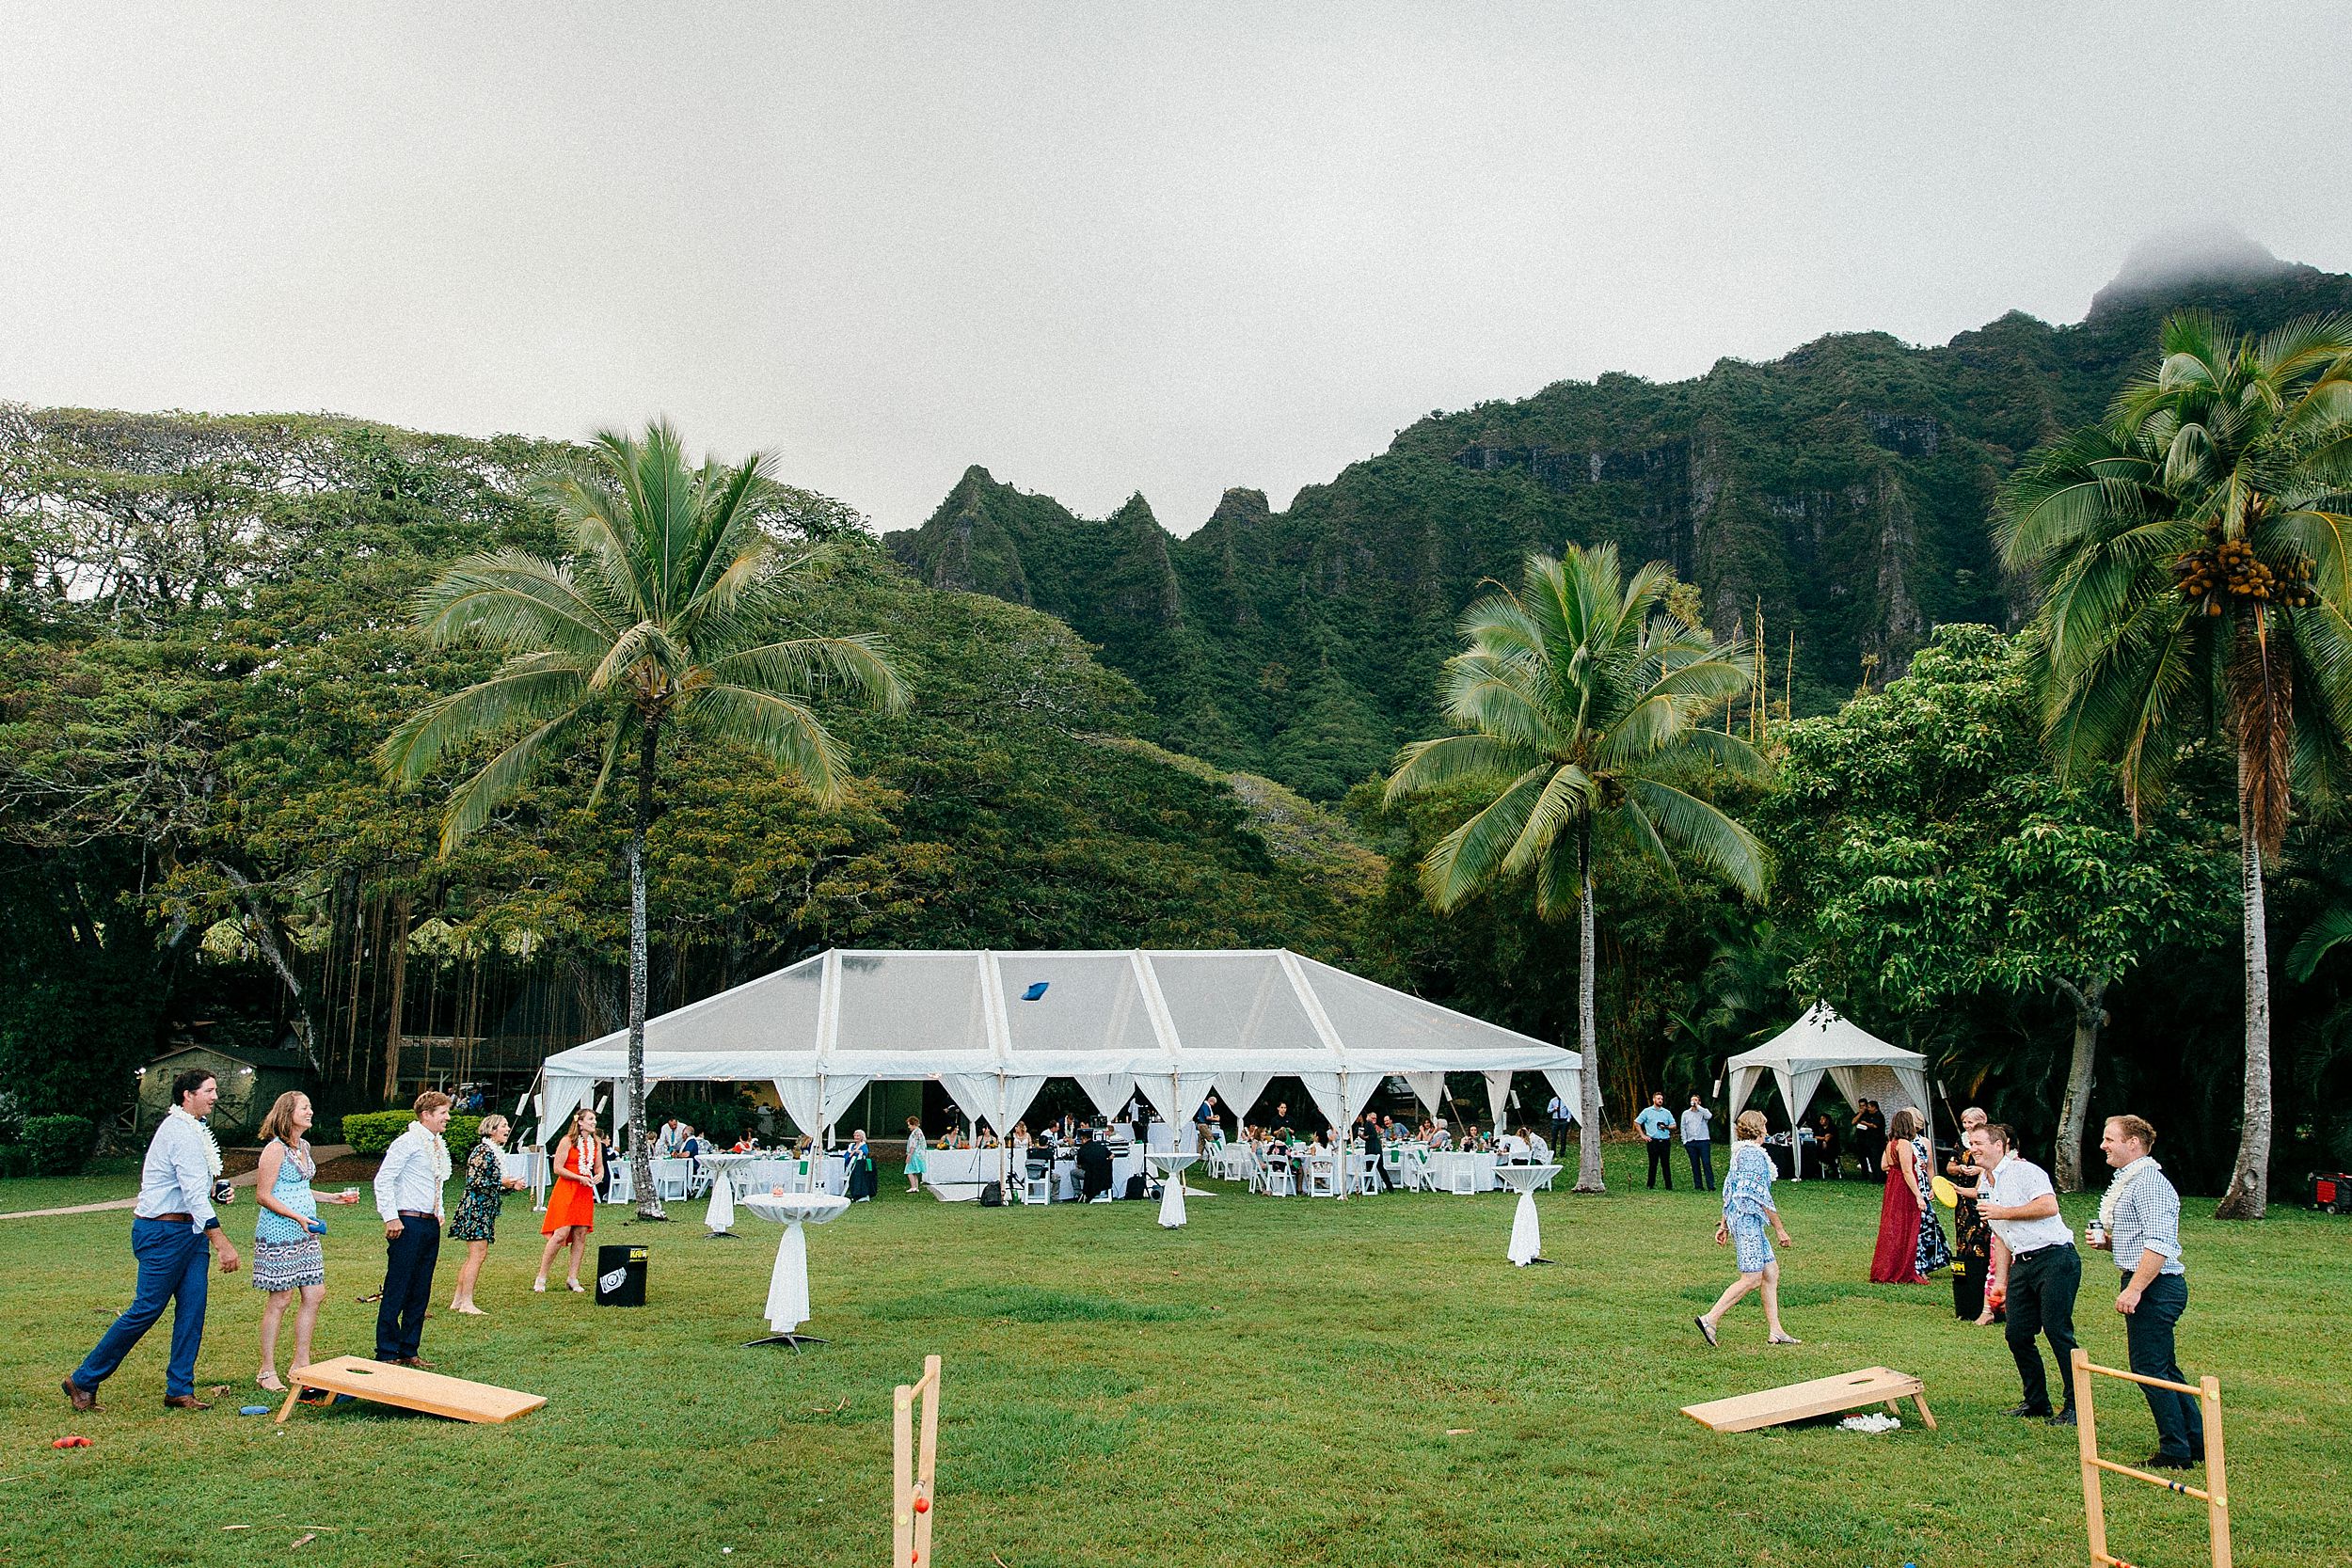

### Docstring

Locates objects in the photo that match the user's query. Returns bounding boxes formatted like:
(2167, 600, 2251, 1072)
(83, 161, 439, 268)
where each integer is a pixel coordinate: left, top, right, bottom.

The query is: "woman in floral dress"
(448, 1114, 524, 1315)
(1696, 1111, 1800, 1346)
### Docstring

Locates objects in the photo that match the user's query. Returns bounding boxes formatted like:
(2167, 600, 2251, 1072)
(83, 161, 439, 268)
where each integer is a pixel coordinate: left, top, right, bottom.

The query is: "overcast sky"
(7, 5, 2351, 536)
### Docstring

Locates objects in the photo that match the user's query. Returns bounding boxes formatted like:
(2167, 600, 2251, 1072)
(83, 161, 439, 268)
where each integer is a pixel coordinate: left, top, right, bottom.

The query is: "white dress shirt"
(1984, 1152, 2074, 1254)
(135, 1113, 221, 1234)
(373, 1125, 450, 1222)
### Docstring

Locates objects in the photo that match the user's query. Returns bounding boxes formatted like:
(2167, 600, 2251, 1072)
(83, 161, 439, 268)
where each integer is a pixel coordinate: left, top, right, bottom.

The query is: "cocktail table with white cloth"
(699, 1152, 760, 1236)
(738, 1191, 851, 1349)
(1145, 1151, 1198, 1228)
(1494, 1162, 1562, 1265)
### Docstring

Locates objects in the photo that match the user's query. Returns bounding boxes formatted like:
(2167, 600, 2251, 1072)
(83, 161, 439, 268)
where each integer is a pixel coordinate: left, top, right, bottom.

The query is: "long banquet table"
(919, 1145, 1146, 1201)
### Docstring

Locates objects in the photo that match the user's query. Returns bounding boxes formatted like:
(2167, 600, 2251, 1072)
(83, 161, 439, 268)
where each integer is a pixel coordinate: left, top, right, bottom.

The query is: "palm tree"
(1998, 311, 2352, 1218)
(378, 420, 908, 1218)
(1384, 546, 1770, 1190)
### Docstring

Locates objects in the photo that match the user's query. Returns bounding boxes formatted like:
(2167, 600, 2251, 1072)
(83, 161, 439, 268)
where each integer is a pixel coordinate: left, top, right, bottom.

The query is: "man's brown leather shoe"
(395, 1356, 435, 1370)
(61, 1378, 99, 1413)
(162, 1393, 212, 1411)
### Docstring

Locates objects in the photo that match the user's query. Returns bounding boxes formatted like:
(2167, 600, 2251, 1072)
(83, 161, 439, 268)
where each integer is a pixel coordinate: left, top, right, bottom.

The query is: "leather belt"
(397, 1210, 438, 1219)
(142, 1212, 193, 1224)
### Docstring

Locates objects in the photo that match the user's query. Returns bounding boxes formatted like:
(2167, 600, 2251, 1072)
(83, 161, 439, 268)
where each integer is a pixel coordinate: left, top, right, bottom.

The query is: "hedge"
(339, 1111, 485, 1157)
(8, 1115, 98, 1177)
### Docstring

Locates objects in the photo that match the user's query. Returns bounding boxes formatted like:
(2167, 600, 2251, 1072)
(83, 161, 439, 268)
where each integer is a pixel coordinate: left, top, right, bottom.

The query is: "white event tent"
(1724, 1002, 1930, 1180)
(535, 948, 1581, 1156)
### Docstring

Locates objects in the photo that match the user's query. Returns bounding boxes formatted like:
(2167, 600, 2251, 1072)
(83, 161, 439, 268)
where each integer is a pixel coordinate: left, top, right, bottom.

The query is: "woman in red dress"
(1868, 1107, 1930, 1283)
(534, 1106, 602, 1293)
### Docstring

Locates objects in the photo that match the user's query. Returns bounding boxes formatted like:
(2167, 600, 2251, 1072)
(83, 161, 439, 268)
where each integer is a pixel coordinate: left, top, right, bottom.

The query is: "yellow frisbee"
(1931, 1174, 1961, 1209)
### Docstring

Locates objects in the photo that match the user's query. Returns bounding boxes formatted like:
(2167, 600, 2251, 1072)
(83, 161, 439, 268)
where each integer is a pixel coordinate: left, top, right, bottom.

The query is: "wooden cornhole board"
(275, 1355, 547, 1425)
(1682, 1366, 1934, 1433)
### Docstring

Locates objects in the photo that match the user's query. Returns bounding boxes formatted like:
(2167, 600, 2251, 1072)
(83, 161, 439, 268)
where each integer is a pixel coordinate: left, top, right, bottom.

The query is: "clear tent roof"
(539, 948, 1579, 1103)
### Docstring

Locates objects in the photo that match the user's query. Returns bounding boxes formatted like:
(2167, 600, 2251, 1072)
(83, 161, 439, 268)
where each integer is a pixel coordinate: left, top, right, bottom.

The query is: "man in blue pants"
(63, 1069, 242, 1412)
(2091, 1113, 2204, 1470)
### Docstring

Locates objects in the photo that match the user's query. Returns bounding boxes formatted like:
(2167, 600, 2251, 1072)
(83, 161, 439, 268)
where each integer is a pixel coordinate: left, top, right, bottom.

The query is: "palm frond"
(1623, 778, 1769, 899)
(683, 682, 851, 806)
(434, 710, 587, 856)
(709, 633, 910, 712)
(376, 660, 592, 784)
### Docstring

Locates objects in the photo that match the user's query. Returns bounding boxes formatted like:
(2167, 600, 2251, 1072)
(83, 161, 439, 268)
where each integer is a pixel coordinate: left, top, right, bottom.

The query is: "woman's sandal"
(532, 1277, 548, 1293)
(1694, 1316, 1718, 1348)
(256, 1374, 288, 1393)
(566, 1278, 586, 1293)
(1770, 1333, 1804, 1345)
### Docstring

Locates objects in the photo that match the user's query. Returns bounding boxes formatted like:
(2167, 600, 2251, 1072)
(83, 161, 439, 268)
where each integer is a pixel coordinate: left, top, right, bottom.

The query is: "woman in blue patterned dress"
(1695, 1111, 1800, 1347)
(251, 1091, 361, 1391)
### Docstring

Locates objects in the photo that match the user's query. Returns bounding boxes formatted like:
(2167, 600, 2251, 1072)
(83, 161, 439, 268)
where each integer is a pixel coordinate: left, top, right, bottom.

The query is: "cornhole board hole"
(1682, 1366, 1934, 1433)
(275, 1355, 547, 1425)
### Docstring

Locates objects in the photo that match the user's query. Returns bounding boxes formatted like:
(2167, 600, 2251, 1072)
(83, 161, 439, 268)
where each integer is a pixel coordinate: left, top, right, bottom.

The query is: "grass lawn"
(2, 1142, 2344, 1568)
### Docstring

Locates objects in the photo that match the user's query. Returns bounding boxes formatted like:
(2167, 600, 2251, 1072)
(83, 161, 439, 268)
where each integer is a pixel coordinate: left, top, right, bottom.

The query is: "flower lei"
(168, 1103, 225, 1178)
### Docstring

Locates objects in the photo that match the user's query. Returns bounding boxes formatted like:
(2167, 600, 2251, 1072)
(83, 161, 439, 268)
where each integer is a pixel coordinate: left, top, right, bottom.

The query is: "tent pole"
(1335, 1069, 1347, 1201)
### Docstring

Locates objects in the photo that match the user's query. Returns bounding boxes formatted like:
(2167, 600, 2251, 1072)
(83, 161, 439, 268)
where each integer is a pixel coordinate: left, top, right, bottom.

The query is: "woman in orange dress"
(534, 1107, 602, 1293)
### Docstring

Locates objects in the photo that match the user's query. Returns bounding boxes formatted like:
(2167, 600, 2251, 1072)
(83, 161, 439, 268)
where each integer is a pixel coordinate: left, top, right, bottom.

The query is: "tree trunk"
(1574, 827, 1606, 1193)
(218, 863, 324, 1073)
(379, 894, 411, 1105)
(2051, 975, 2106, 1193)
(2217, 792, 2273, 1220)
(629, 718, 667, 1221)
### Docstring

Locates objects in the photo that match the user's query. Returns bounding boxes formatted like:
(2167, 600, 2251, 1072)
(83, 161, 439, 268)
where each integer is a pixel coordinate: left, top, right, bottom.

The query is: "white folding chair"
(1448, 1158, 1478, 1196)
(1306, 1155, 1338, 1197)
(1261, 1151, 1295, 1197)
(651, 1157, 691, 1201)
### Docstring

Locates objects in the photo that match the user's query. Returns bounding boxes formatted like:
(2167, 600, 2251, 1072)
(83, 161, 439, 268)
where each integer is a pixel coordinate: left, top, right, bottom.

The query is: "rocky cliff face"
(887, 261, 2352, 799)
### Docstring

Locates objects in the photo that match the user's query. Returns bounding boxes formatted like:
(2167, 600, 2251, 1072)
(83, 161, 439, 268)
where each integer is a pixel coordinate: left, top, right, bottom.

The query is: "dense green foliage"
(339, 1109, 485, 1156)
(888, 263, 2352, 800)
(0, 409, 1380, 1133)
(1998, 309, 2352, 1214)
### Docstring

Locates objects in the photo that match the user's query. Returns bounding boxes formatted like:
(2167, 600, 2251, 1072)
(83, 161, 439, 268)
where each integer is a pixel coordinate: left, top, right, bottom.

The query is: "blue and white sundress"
(1721, 1141, 1777, 1274)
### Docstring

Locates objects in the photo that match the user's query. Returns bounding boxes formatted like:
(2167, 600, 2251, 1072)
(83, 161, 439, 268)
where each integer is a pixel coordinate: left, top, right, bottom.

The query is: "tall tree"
(1998, 311, 2352, 1217)
(1384, 546, 1768, 1190)
(1768, 625, 2225, 1188)
(379, 420, 907, 1218)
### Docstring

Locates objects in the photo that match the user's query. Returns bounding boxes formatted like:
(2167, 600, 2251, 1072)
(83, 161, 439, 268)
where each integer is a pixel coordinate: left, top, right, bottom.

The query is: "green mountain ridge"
(888, 255, 2352, 798)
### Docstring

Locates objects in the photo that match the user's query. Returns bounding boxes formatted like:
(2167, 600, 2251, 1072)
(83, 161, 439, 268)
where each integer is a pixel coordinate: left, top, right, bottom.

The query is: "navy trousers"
(2123, 1272, 2204, 1460)
(1645, 1138, 1675, 1188)
(75, 1217, 211, 1399)
(375, 1215, 440, 1360)
(1685, 1139, 1716, 1191)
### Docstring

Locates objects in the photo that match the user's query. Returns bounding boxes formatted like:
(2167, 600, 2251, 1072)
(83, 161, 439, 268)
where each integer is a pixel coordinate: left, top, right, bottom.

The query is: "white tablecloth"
(1146, 1152, 1198, 1228)
(1494, 1163, 1561, 1265)
(739, 1192, 851, 1333)
(1426, 1151, 1500, 1194)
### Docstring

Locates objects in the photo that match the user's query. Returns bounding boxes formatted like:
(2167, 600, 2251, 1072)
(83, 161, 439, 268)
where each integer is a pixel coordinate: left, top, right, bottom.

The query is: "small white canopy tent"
(535, 949, 1581, 1193)
(1724, 1003, 1930, 1180)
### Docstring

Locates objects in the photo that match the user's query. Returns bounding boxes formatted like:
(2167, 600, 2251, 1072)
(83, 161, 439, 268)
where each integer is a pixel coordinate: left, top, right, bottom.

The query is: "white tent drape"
(1072, 1073, 1135, 1120)
(1402, 1072, 1447, 1117)
(1482, 1069, 1514, 1132)
(771, 1074, 873, 1141)
(941, 1072, 1048, 1135)
(1216, 1070, 1275, 1128)
(1136, 1072, 1216, 1132)
(1542, 1067, 1581, 1122)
